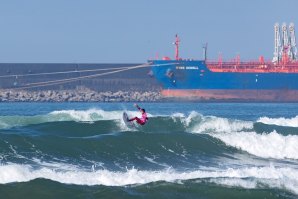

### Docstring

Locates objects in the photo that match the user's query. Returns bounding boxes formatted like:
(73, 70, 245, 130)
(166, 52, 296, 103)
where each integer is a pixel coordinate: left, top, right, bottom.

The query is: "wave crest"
(1, 164, 297, 194)
(258, 116, 298, 127)
(211, 131, 298, 159)
(0, 109, 142, 129)
(191, 116, 253, 133)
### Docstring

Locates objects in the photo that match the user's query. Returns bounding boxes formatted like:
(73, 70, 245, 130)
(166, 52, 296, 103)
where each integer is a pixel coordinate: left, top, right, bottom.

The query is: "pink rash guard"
(140, 112, 148, 123)
(129, 112, 148, 125)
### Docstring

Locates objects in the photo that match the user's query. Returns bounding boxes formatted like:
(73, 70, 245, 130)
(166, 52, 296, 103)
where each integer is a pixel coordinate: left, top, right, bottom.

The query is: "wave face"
(0, 103, 297, 198)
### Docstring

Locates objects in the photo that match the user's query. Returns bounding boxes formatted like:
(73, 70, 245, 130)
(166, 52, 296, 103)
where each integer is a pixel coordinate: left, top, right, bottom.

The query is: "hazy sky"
(0, 0, 297, 63)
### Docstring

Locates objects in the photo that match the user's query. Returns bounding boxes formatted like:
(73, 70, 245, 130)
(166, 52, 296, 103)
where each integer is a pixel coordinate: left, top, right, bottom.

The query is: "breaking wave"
(209, 131, 298, 159)
(257, 116, 298, 127)
(0, 109, 142, 130)
(0, 106, 298, 197)
(0, 163, 297, 194)
(1, 109, 298, 161)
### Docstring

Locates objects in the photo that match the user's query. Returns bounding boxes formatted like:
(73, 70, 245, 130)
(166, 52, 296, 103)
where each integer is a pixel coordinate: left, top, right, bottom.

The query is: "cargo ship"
(149, 23, 298, 101)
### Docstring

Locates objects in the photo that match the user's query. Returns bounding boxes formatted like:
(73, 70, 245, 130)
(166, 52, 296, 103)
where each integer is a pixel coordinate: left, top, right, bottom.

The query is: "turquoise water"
(0, 102, 297, 199)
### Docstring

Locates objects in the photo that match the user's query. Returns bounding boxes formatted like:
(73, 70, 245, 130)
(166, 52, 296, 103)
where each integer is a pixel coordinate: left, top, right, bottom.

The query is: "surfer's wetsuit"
(129, 105, 148, 125)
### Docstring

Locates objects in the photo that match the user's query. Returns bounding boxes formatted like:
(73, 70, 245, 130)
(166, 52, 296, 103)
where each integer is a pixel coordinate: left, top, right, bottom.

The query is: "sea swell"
(0, 108, 298, 197)
(0, 129, 233, 171)
(1, 178, 295, 199)
(0, 109, 127, 129)
(0, 109, 297, 161)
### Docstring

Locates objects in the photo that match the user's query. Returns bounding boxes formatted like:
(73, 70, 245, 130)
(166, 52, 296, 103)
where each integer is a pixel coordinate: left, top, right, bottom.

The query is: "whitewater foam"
(258, 116, 298, 127)
(180, 111, 202, 127)
(191, 116, 253, 133)
(0, 164, 297, 194)
(49, 109, 122, 121)
(210, 131, 298, 160)
(187, 114, 298, 160)
(208, 178, 257, 189)
(48, 109, 151, 125)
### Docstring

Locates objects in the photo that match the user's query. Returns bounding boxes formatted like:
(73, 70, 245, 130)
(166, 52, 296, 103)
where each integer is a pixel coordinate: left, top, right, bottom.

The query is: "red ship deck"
(206, 61, 298, 73)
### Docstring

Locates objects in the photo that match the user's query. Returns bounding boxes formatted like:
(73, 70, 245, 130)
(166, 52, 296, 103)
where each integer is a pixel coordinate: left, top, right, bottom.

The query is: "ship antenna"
(174, 34, 180, 60)
(202, 43, 208, 61)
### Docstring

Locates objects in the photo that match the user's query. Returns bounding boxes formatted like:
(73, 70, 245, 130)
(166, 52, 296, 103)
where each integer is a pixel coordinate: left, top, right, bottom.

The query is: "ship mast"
(273, 23, 280, 63)
(174, 34, 180, 60)
(203, 43, 208, 61)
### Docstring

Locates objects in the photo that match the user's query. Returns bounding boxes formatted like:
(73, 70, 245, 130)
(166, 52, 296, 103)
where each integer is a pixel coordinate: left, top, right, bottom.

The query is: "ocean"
(0, 102, 297, 199)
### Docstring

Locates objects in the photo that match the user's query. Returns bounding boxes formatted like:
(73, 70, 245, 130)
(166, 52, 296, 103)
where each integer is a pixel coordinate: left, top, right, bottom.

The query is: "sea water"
(0, 102, 297, 199)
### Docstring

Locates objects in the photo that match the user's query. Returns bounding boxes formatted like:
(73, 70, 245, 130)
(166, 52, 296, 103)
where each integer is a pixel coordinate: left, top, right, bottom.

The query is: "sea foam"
(210, 131, 298, 159)
(191, 115, 253, 133)
(189, 114, 298, 160)
(0, 164, 297, 194)
(258, 116, 298, 127)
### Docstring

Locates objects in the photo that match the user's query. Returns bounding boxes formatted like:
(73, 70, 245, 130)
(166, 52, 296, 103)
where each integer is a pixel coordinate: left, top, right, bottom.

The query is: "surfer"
(128, 104, 148, 125)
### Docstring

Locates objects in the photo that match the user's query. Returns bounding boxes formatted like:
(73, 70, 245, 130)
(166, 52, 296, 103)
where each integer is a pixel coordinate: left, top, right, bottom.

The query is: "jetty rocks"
(0, 63, 165, 102)
(0, 89, 162, 102)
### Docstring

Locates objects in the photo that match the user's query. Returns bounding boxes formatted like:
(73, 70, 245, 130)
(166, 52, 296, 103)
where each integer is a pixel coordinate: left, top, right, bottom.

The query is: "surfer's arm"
(134, 103, 141, 111)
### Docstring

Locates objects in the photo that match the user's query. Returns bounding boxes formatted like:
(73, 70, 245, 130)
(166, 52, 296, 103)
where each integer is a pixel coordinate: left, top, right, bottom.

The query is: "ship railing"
(206, 61, 298, 73)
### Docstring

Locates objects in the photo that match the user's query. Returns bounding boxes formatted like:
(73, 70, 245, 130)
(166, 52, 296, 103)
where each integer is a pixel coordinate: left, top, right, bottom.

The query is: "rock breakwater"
(0, 89, 162, 102)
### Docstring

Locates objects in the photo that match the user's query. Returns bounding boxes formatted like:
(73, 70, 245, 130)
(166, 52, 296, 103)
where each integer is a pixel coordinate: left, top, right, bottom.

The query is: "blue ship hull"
(150, 60, 298, 101)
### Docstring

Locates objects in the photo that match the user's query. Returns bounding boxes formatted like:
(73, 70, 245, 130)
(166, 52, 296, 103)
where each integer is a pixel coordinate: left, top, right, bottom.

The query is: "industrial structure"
(149, 23, 298, 101)
(273, 23, 297, 63)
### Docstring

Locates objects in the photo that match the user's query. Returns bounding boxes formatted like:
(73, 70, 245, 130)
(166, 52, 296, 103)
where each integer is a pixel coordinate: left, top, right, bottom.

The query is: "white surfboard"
(122, 112, 135, 128)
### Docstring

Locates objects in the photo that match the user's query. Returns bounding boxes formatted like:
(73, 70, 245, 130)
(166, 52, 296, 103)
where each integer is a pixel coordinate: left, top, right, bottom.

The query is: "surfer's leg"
(135, 117, 144, 125)
(129, 117, 137, 122)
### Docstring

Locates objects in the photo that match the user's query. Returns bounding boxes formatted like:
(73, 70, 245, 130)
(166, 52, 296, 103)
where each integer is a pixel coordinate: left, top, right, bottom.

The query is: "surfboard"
(123, 112, 135, 128)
